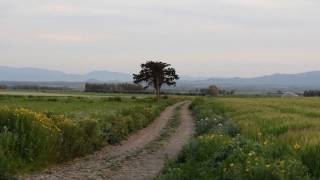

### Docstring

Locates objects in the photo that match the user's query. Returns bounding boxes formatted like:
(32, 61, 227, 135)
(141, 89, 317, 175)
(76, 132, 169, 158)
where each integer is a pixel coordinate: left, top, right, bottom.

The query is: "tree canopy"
(133, 61, 179, 99)
(208, 85, 219, 97)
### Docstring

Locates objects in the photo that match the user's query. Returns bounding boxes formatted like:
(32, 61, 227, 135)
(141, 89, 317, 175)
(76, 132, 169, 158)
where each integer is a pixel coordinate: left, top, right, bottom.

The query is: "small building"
(281, 91, 299, 97)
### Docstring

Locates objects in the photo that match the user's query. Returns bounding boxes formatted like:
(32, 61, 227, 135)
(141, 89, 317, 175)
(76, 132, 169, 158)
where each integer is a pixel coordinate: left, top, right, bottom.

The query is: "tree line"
(84, 83, 144, 93)
(304, 90, 320, 97)
(0, 84, 7, 89)
(0, 84, 70, 91)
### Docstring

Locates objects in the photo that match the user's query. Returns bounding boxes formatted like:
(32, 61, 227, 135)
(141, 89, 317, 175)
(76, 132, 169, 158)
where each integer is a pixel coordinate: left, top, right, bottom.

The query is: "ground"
(21, 101, 194, 180)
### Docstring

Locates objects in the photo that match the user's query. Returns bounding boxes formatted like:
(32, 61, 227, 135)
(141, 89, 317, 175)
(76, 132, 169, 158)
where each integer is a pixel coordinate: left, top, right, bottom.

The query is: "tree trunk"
(155, 77, 160, 102)
(157, 86, 160, 101)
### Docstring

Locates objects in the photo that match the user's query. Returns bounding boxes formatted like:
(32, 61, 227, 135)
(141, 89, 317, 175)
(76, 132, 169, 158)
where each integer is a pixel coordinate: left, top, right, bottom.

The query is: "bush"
(162, 95, 169, 99)
(102, 114, 130, 144)
(52, 116, 104, 159)
(79, 119, 101, 148)
(100, 105, 164, 144)
(54, 118, 85, 160)
(0, 107, 61, 176)
(47, 98, 58, 102)
(0, 109, 103, 176)
(106, 97, 122, 102)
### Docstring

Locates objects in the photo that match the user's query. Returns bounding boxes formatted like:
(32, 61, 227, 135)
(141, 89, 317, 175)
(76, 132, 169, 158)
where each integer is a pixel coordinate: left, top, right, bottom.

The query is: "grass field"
(0, 95, 154, 122)
(0, 90, 152, 98)
(160, 97, 320, 179)
(4, 93, 320, 179)
(218, 97, 320, 146)
(0, 93, 175, 178)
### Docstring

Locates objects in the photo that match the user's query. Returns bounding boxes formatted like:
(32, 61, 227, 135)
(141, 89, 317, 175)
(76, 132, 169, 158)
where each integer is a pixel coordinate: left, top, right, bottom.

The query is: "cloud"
(35, 33, 101, 43)
(1, 0, 320, 76)
(43, 4, 83, 15)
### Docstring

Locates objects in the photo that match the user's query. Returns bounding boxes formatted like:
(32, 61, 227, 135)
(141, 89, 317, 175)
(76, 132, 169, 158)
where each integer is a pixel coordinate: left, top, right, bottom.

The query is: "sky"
(1, 0, 320, 77)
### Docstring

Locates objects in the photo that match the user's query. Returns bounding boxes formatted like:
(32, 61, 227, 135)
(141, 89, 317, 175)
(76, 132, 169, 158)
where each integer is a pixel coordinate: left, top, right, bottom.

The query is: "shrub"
(106, 97, 122, 102)
(0, 107, 60, 158)
(54, 118, 85, 160)
(0, 107, 61, 175)
(162, 95, 169, 99)
(79, 119, 102, 149)
(47, 98, 58, 102)
(0, 109, 103, 175)
(106, 114, 130, 144)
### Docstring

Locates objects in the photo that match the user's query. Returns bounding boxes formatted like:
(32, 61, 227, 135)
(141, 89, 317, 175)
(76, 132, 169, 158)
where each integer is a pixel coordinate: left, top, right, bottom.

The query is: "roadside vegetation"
(0, 95, 176, 178)
(160, 97, 320, 179)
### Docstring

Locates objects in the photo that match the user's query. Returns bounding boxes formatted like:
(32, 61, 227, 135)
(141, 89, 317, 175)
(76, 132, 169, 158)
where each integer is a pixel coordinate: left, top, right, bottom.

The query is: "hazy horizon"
(1, 0, 320, 77)
(2, 65, 320, 79)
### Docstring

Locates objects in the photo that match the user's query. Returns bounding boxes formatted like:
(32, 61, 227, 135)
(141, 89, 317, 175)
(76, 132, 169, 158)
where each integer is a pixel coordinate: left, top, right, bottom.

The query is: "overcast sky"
(1, 0, 320, 77)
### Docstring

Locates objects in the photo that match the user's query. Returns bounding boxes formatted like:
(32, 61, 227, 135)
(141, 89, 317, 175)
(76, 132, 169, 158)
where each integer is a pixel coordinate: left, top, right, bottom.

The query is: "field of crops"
(0, 90, 152, 98)
(4, 93, 320, 179)
(0, 94, 175, 178)
(219, 97, 320, 146)
(161, 97, 320, 179)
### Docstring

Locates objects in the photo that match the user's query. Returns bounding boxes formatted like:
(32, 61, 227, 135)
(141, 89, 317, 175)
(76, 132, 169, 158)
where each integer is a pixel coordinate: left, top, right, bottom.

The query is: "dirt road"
(22, 101, 194, 180)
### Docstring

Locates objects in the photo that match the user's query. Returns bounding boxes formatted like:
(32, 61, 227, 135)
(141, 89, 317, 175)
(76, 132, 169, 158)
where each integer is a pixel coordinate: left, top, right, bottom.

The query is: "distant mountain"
(177, 71, 320, 91)
(1, 66, 320, 91)
(0, 66, 131, 82)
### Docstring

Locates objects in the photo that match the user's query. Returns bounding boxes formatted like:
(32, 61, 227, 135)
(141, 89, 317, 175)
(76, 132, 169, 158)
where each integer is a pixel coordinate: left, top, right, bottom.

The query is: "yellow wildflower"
(279, 160, 285, 167)
(208, 134, 215, 139)
(294, 143, 301, 150)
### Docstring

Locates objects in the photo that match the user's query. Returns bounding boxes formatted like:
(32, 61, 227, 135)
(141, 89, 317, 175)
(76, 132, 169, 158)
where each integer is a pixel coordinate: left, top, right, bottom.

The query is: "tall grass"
(0, 107, 61, 178)
(159, 97, 320, 179)
(0, 96, 175, 178)
(219, 97, 320, 177)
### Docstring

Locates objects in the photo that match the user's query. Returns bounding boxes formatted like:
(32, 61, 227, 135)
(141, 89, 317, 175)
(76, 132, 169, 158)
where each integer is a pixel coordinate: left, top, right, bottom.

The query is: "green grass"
(218, 97, 320, 146)
(0, 89, 153, 98)
(0, 95, 154, 122)
(160, 97, 320, 179)
(0, 94, 176, 178)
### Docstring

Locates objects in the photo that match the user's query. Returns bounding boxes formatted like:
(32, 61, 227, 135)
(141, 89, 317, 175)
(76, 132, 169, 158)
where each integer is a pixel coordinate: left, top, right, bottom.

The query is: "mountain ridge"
(0, 66, 320, 89)
(0, 66, 131, 82)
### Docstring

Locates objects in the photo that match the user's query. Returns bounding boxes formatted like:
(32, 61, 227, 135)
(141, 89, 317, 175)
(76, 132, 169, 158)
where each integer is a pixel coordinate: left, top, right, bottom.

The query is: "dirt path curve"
(22, 101, 194, 180)
(111, 101, 194, 180)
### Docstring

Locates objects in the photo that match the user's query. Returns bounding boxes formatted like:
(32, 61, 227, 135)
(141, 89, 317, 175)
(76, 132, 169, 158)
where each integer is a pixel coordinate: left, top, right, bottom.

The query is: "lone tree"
(133, 61, 179, 100)
(208, 85, 219, 97)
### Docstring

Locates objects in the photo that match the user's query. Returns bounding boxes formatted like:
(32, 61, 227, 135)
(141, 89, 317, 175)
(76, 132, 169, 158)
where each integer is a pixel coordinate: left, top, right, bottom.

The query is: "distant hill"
(179, 71, 320, 88)
(1, 66, 320, 92)
(0, 66, 131, 82)
(177, 71, 320, 93)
